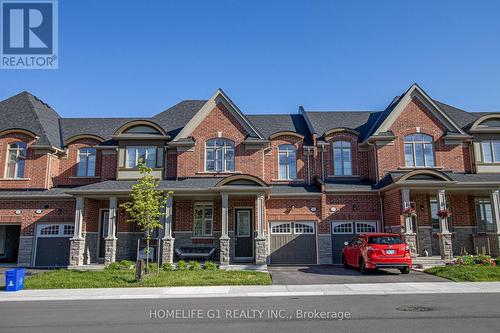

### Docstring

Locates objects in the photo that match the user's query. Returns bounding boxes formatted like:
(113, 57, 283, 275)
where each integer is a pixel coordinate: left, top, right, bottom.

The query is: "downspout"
(307, 150, 311, 185)
(320, 145, 325, 181)
(379, 192, 385, 232)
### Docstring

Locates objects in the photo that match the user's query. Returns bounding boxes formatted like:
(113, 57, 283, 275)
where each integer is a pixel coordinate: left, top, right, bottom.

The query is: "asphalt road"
(1, 293, 499, 333)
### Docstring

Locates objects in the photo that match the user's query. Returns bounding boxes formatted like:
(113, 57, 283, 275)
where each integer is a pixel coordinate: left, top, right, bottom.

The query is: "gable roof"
(153, 100, 207, 137)
(246, 114, 312, 145)
(0, 91, 63, 147)
(173, 89, 264, 141)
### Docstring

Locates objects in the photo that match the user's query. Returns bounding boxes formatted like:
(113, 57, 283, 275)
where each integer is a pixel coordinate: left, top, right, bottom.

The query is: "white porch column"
(490, 190, 500, 232)
(104, 197, 117, 265)
(161, 195, 175, 264)
(220, 192, 230, 265)
(437, 189, 453, 260)
(69, 197, 85, 266)
(437, 189, 450, 233)
(401, 188, 413, 233)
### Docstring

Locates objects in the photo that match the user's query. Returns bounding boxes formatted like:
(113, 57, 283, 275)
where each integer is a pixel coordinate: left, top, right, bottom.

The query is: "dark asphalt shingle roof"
(323, 180, 375, 192)
(153, 100, 208, 137)
(377, 171, 500, 189)
(270, 184, 321, 194)
(0, 187, 71, 198)
(0, 91, 62, 147)
(60, 118, 142, 144)
(246, 114, 312, 145)
(68, 178, 225, 192)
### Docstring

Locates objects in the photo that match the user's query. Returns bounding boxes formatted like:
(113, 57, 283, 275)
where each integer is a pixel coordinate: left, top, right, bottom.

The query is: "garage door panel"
(270, 222, 316, 265)
(332, 234, 355, 264)
(331, 221, 378, 264)
(35, 237, 70, 267)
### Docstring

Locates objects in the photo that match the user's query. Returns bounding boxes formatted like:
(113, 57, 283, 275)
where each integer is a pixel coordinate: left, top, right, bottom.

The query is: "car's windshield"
(368, 236, 403, 245)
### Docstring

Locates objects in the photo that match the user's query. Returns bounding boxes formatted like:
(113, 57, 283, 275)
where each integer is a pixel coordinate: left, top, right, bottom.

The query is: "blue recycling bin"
(5, 268, 26, 292)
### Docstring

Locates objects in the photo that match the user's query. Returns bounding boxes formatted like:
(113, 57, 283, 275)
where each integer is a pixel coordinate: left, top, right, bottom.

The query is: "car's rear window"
(368, 236, 404, 245)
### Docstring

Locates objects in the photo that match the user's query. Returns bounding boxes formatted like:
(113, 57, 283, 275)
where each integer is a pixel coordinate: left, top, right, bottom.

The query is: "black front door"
(235, 209, 253, 259)
(99, 210, 110, 258)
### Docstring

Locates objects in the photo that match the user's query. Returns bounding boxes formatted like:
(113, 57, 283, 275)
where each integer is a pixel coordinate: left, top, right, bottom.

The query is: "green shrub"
(177, 260, 188, 270)
(162, 262, 174, 271)
(455, 254, 495, 266)
(204, 261, 217, 271)
(147, 262, 158, 273)
(496, 257, 500, 266)
(188, 260, 201, 270)
(106, 260, 134, 271)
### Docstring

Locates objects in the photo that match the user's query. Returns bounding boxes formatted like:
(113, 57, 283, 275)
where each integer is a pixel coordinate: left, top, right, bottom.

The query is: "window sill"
(0, 178, 30, 181)
(397, 167, 442, 170)
(69, 176, 100, 179)
(326, 175, 359, 178)
(271, 179, 305, 182)
(196, 171, 242, 175)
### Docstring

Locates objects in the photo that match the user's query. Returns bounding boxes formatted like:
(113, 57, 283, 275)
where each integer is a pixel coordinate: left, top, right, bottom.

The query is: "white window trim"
(480, 141, 500, 163)
(77, 147, 96, 177)
(204, 139, 235, 173)
(193, 202, 214, 237)
(331, 222, 354, 234)
(4, 142, 26, 179)
(355, 221, 378, 234)
(270, 222, 292, 234)
(36, 223, 74, 237)
(278, 145, 297, 180)
(404, 134, 435, 167)
(293, 221, 315, 234)
(125, 146, 157, 169)
(332, 141, 352, 176)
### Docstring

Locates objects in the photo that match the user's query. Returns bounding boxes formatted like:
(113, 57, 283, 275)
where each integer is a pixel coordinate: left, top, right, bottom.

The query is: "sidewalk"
(1, 282, 500, 302)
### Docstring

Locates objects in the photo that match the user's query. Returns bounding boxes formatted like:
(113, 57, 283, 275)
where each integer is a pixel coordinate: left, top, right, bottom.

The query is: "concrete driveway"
(269, 265, 448, 285)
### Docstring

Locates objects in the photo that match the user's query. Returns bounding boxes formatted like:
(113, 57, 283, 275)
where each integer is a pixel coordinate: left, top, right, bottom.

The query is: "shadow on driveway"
(269, 265, 448, 285)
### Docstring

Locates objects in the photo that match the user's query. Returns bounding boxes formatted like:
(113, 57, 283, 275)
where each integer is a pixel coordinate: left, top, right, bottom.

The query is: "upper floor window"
(404, 134, 435, 167)
(480, 141, 500, 163)
(5, 142, 26, 179)
(278, 145, 297, 179)
(77, 148, 96, 177)
(126, 146, 156, 168)
(333, 141, 352, 176)
(205, 139, 234, 172)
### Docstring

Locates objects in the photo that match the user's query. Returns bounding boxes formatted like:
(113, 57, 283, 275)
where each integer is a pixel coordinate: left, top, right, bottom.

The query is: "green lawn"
(21, 269, 272, 289)
(425, 265, 500, 282)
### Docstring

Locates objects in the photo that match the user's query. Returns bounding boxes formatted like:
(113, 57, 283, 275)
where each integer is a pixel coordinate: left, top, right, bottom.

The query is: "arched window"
(6, 142, 26, 179)
(205, 139, 234, 172)
(404, 134, 435, 167)
(77, 148, 96, 177)
(333, 141, 352, 176)
(278, 144, 297, 179)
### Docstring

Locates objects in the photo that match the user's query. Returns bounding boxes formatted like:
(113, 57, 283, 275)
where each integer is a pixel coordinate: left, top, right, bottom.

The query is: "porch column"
(219, 192, 230, 266)
(161, 195, 175, 264)
(401, 188, 417, 256)
(104, 197, 117, 265)
(69, 197, 85, 266)
(437, 189, 453, 260)
(255, 192, 267, 265)
(490, 190, 500, 256)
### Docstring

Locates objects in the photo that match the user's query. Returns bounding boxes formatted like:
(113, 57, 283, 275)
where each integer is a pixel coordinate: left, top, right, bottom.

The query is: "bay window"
(278, 144, 297, 179)
(404, 134, 435, 167)
(205, 139, 234, 172)
(333, 141, 352, 176)
(126, 147, 156, 168)
(5, 142, 26, 179)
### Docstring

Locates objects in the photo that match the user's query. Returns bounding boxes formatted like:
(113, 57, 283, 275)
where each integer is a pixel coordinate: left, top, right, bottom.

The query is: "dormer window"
(333, 141, 352, 176)
(404, 134, 435, 167)
(479, 141, 500, 163)
(126, 147, 156, 168)
(205, 139, 234, 172)
(6, 142, 26, 179)
(278, 144, 297, 179)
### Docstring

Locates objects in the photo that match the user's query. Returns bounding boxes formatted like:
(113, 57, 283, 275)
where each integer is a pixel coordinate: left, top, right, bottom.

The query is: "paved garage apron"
(270, 222, 316, 265)
(35, 224, 74, 267)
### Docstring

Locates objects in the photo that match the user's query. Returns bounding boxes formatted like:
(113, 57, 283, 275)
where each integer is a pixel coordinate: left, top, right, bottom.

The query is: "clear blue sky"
(1, 0, 499, 117)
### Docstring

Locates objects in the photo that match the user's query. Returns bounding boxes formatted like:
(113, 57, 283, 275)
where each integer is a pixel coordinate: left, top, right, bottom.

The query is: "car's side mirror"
(344, 241, 349, 246)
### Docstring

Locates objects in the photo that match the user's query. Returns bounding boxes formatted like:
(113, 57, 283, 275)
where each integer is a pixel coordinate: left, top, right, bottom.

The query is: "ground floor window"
(476, 199, 496, 232)
(193, 203, 213, 236)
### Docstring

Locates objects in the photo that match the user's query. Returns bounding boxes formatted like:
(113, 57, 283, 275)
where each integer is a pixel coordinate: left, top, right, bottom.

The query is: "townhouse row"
(0, 84, 499, 267)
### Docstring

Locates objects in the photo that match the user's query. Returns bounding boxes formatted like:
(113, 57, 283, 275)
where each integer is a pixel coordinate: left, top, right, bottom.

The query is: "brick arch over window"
(266, 134, 305, 183)
(323, 131, 363, 178)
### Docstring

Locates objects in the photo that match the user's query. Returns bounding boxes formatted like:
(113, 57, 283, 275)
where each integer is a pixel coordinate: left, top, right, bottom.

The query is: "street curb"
(1, 282, 500, 302)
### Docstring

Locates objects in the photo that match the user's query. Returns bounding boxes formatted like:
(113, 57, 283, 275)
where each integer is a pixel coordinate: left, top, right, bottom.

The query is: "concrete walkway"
(1, 281, 500, 302)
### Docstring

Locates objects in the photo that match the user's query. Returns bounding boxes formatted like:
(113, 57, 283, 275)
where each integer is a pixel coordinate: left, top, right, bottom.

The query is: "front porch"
(68, 177, 270, 267)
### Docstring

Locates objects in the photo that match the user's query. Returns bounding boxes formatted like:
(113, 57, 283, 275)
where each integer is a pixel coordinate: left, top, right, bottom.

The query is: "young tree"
(120, 163, 172, 274)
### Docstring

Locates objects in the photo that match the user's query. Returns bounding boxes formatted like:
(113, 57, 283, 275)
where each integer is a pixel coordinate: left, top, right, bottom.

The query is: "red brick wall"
(55, 138, 103, 186)
(0, 200, 75, 236)
(382, 189, 403, 227)
(377, 98, 471, 180)
(0, 133, 51, 189)
(101, 152, 117, 180)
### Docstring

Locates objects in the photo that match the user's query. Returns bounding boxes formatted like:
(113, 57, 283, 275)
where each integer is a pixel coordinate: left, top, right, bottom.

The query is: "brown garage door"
(270, 222, 316, 265)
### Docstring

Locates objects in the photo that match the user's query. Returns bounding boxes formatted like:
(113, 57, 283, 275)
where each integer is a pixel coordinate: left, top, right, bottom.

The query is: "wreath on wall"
(437, 209, 452, 219)
(401, 207, 417, 218)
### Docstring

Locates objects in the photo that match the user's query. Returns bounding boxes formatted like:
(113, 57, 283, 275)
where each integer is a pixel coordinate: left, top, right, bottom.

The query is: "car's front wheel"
(400, 267, 410, 274)
(359, 258, 368, 274)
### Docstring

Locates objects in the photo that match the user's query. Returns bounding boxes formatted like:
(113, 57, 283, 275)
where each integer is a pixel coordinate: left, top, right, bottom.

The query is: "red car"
(341, 233, 412, 274)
